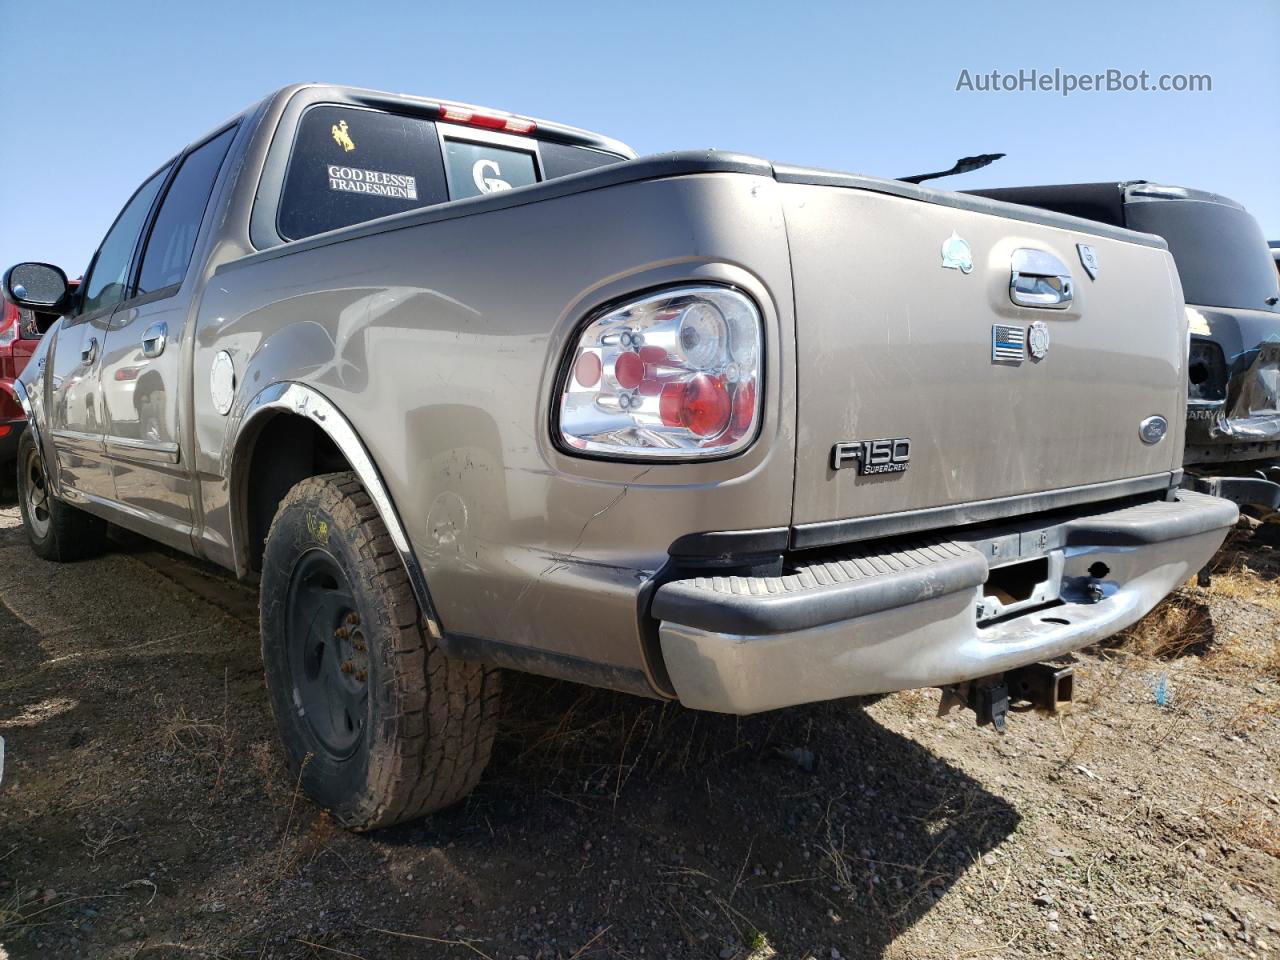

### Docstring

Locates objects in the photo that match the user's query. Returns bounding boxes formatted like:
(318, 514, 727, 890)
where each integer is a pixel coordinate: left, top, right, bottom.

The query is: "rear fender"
(228, 381, 441, 634)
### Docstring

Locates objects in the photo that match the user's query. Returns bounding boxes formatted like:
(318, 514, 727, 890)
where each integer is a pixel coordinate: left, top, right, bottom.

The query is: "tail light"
(0, 302, 18, 350)
(437, 104, 536, 136)
(557, 286, 762, 459)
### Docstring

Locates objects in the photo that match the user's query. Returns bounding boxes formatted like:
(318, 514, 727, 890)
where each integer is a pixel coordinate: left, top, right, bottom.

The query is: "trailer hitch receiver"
(1007, 661, 1075, 713)
(939, 661, 1075, 733)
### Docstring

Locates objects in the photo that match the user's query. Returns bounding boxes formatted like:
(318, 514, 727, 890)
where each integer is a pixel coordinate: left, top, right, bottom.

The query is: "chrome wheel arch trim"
(12, 378, 60, 497)
(229, 381, 441, 634)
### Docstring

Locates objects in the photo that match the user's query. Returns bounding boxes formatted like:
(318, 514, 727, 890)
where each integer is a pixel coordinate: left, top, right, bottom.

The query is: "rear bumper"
(654, 491, 1238, 714)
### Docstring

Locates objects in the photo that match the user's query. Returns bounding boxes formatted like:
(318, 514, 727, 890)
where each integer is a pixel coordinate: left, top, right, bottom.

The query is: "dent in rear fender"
(191, 172, 797, 687)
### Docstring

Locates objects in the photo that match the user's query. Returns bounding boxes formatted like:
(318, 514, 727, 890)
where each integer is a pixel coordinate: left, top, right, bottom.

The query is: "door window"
(137, 126, 237, 295)
(80, 167, 170, 316)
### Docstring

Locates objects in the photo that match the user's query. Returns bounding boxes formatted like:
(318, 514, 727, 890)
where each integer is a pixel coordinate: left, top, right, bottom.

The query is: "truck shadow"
(1, 522, 1017, 959)
(381, 674, 1021, 958)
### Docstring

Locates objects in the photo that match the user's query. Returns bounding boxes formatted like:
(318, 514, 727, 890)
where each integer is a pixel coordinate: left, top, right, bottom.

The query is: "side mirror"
(3, 262, 70, 312)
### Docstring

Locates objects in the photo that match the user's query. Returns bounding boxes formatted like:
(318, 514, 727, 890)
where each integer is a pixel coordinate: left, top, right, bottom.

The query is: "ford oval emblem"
(1139, 415, 1168, 445)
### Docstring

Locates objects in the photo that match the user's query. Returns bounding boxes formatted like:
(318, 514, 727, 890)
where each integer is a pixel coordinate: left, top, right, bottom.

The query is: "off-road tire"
(16, 428, 108, 562)
(260, 471, 500, 830)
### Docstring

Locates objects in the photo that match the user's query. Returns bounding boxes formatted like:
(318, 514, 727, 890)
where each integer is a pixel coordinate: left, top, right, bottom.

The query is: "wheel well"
(242, 413, 351, 571)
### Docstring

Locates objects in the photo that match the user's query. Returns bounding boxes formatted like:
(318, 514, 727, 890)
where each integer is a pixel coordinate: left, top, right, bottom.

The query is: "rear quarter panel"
(194, 172, 796, 683)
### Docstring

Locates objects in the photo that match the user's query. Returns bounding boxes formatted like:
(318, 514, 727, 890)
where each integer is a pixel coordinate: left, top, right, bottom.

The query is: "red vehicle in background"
(1, 281, 76, 476)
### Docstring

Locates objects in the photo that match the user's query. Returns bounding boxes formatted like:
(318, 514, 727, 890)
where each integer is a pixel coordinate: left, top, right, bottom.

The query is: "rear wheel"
(260, 471, 500, 830)
(16, 428, 107, 562)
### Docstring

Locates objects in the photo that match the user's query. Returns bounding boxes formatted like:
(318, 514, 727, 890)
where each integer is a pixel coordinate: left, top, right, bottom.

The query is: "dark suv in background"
(970, 182, 1280, 517)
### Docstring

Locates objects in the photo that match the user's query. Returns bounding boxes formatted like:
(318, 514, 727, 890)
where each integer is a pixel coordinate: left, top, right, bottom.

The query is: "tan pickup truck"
(4, 83, 1236, 829)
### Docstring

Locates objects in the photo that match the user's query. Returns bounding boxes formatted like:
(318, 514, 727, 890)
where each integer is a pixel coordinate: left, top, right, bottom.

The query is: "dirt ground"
(1, 501, 1277, 960)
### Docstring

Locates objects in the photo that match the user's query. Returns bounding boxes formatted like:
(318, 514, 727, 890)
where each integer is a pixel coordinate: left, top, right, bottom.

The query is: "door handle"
(1010, 248, 1073, 309)
(81, 337, 99, 365)
(141, 322, 167, 359)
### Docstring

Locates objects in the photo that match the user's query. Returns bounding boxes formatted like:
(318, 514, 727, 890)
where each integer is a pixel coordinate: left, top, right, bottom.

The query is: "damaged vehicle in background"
(3, 84, 1239, 830)
(1, 283, 76, 491)
(970, 182, 1280, 519)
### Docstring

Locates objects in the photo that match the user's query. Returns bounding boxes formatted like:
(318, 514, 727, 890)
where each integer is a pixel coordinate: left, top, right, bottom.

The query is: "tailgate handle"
(1010, 248, 1073, 309)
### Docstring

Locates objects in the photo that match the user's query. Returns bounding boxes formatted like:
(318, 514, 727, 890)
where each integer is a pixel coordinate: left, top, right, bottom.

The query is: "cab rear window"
(277, 104, 627, 242)
(278, 106, 450, 241)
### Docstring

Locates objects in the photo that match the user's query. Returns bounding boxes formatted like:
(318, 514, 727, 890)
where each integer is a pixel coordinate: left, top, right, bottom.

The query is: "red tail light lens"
(558, 287, 762, 459)
(659, 375, 732, 437)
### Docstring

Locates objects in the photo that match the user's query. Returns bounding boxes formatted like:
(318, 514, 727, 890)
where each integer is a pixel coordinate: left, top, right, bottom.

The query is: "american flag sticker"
(992, 324, 1026, 363)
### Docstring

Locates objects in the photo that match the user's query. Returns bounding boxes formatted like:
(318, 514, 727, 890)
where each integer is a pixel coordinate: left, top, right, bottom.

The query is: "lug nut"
(355, 670, 367, 682)
(346, 612, 360, 625)
(340, 660, 355, 674)
(335, 626, 348, 640)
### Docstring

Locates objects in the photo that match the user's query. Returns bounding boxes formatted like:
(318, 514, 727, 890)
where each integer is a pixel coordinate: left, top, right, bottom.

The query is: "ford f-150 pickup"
(4, 84, 1238, 829)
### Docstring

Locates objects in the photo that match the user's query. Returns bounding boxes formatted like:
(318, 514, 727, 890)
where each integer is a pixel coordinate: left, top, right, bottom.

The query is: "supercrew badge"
(327, 165, 418, 200)
(832, 438, 911, 474)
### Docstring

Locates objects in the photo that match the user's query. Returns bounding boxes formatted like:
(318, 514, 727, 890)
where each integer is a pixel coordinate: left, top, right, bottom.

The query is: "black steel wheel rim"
(285, 549, 369, 759)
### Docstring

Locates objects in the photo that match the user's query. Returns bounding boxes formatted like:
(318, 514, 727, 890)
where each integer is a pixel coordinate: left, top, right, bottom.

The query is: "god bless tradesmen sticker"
(327, 164, 418, 200)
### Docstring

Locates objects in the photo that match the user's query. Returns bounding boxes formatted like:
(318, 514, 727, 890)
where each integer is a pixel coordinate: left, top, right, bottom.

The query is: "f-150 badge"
(331, 119, 356, 152)
(832, 438, 911, 474)
(940, 231, 973, 274)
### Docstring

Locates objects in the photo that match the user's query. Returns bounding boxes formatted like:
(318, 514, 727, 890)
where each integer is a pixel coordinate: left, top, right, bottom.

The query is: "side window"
(538, 141, 624, 179)
(440, 137, 538, 201)
(137, 126, 237, 295)
(278, 106, 449, 241)
(80, 168, 170, 316)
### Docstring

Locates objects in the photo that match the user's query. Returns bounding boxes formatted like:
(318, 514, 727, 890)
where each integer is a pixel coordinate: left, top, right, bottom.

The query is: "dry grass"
(1208, 557, 1280, 611)
(1227, 696, 1280, 733)
(0, 887, 23, 939)
(1200, 789, 1280, 859)
(156, 672, 234, 792)
(1118, 592, 1215, 661)
(1109, 530, 1279, 680)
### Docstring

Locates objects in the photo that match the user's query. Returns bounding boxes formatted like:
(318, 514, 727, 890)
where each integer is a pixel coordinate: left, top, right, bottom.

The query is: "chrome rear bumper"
(654, 491, 1237, 714)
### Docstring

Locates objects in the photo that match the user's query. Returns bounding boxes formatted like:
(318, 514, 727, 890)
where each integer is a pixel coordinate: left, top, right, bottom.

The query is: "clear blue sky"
(3, 0, 1277, 274)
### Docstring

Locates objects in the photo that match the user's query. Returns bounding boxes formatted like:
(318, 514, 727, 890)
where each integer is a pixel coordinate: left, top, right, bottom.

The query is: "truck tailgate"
(778, 173, 1185, 540)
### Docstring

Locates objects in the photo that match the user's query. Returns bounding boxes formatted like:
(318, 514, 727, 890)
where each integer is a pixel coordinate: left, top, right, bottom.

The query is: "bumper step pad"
(653, 539, 987, 635)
